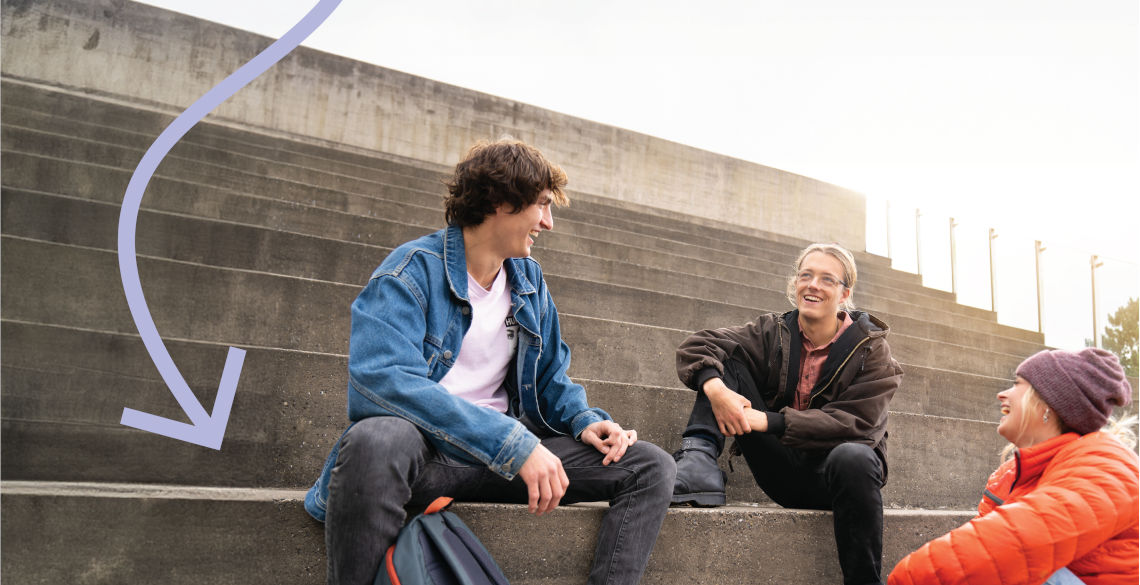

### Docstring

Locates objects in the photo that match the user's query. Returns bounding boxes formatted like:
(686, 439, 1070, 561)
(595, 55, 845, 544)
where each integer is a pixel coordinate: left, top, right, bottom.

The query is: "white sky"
(136, 0, 1138, 350)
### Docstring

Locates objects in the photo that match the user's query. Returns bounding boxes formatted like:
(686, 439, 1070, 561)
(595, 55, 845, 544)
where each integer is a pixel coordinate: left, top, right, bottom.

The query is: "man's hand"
(704, 377, 752, 435)
(517, 444, 569, 516)
(580, 420, 637, 465)
(743, 407, 768, 433)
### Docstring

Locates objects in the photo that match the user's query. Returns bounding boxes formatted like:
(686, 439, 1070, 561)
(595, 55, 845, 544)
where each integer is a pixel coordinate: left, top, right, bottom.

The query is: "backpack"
(376, 497, 511, 585)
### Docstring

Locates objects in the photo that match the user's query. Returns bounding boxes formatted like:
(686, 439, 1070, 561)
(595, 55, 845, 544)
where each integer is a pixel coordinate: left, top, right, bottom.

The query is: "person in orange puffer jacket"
(889, 347, 1137, 585)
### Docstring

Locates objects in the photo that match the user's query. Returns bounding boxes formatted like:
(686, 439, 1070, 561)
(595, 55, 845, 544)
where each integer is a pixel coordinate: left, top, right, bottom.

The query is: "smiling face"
(486, 189, 555, 259)
(997, 376, 1058, 448)
(794, 251, 852, 323)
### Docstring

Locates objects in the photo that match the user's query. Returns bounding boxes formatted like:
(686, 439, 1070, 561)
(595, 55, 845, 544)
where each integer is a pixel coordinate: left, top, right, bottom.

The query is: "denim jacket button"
(461, 306, 471, 315)
(442, 350, 453, 360)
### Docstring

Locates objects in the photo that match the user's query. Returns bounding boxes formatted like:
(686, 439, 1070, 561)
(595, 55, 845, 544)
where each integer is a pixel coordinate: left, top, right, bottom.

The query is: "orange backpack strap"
(424, 496, 453, 515)
(384, 544, 400, 585)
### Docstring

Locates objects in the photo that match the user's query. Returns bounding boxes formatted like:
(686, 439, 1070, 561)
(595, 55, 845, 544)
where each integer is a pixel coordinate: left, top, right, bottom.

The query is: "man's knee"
(721, 358, 760, 397)
(824, 443, 882, 488)
(636, 442, 677, 477)
(339, 416, 427, 466)
(627, 442, 677, 495)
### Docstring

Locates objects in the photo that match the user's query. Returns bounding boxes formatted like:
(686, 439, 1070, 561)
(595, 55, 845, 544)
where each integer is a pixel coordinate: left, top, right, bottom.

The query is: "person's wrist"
(702, 378, 724, 395)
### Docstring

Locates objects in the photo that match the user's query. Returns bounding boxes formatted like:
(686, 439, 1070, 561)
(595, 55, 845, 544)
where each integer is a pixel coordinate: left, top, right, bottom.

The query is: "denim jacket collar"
(443, 224, 470, 303)
(444, 223, 537, 302)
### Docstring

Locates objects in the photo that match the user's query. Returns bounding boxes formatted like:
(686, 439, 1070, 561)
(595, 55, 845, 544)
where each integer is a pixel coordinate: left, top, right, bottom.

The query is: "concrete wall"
(1, 0, 867, 247)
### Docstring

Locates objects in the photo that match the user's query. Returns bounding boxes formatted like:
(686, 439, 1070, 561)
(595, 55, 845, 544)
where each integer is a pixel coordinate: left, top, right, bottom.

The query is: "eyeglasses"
(796, 271, 847, 289)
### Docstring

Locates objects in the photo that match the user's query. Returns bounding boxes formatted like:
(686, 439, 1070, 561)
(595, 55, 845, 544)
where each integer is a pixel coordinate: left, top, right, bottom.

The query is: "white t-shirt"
(438, 268, 518, 412)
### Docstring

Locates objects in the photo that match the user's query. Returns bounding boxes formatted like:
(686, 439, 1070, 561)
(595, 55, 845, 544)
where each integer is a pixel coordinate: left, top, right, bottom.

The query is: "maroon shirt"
(794, 312, 853, 410)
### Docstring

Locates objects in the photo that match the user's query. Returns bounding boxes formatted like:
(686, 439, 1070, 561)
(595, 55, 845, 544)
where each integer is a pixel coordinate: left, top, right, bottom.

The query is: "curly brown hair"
(444, 139, 568, 227)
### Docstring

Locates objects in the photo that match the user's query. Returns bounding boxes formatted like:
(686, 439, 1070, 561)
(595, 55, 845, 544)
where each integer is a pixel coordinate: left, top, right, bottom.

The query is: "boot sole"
(670, 492, 726, 507)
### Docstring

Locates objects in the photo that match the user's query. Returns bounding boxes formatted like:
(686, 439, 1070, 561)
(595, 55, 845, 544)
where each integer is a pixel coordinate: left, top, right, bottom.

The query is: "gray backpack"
(376, 497, 511, 585)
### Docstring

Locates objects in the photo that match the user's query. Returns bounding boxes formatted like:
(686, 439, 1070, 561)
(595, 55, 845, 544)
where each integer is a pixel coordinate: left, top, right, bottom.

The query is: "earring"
(1042, 409, 1049, 423)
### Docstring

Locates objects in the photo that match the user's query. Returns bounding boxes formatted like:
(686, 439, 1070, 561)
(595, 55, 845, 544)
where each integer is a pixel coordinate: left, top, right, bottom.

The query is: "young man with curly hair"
(305, 138, 676, 585)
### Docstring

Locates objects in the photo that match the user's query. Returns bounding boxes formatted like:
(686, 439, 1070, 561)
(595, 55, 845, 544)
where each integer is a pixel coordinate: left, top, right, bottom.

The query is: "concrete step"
(0, 154, 1042, 345)
(1, 80, 918, 298)
(0, 184, 1044, 355)
(0, 481, 975, 585)
(1, 90, 882, 268)
(0, 82, 449, 190)
(560, 314, 1023, 396)
(545, 275, 1043, 358)
(0, 74, 1033, 585)
(0, 120, 953, 306)
(0, 136, 931, 303)
(0, 81, 910, 278)
(0, 84, 971, 299)
(0, 234, 1032, 384)
(0, 320, 1011, 509)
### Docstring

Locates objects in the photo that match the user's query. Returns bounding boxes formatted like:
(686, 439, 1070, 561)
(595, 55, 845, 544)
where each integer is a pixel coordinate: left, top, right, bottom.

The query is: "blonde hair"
(1001, 385, 1061, 461)
(1101, 414, 1139, 450)
(785, 243, 858, 310)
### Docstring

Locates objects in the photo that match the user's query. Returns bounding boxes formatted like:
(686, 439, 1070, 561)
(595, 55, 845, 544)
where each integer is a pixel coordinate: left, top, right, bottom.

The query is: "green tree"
(1102, 297, 1138, 378)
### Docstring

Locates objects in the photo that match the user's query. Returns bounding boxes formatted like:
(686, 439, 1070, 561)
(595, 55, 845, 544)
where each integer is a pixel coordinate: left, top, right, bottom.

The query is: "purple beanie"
(1015, 348, 1133, 435)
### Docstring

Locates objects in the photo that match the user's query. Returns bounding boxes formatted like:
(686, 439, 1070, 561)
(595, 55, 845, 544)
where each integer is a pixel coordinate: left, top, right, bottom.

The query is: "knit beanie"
(1015, 348, 1133, 435)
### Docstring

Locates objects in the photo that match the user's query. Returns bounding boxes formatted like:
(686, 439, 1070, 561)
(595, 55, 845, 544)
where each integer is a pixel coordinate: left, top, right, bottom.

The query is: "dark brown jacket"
(676, 310, 903, 478)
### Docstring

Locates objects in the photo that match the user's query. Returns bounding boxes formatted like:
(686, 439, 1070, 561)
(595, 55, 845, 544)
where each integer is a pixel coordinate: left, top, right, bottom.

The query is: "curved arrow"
(118, 0, 343, 449)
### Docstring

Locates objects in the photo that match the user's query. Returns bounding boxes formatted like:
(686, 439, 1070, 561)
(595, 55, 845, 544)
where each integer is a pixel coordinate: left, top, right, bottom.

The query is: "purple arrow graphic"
(118, 0, 342, 449)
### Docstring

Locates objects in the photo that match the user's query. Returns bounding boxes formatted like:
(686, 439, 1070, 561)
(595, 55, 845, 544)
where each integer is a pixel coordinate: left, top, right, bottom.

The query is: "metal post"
(1034, 240, 1046, 334)
(988, 228, 999, 313)
(1091, 255, 1104, 348)
(915, 209, 922, 276)
(885, 201, 892, 260)
(949, 218, 958, 296)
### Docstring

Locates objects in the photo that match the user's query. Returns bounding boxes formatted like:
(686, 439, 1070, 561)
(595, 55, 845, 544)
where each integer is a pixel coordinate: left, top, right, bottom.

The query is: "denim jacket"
(304, 225, 610, 521)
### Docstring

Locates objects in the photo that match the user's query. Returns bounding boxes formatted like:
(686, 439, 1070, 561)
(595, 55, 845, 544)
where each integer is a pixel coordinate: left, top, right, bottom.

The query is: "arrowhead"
(120, 347, 246, 450)
(116, 0, 341, 452)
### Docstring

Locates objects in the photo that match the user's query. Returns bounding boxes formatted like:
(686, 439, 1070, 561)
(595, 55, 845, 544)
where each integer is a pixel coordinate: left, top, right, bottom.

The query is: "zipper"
(806, 336, 871, 409)
(982, 489, 1005, 506)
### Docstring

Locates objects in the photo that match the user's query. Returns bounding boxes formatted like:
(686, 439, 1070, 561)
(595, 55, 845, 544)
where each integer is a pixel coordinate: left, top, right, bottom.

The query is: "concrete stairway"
(2, 78, 1049, 584)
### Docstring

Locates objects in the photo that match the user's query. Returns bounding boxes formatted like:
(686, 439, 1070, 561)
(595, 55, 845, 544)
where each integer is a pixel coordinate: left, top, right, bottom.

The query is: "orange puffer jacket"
(889, 431, 1139, 585)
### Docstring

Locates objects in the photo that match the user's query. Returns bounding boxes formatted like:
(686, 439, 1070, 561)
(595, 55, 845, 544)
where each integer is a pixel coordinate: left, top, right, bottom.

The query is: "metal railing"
(867, 198, 1138, 352)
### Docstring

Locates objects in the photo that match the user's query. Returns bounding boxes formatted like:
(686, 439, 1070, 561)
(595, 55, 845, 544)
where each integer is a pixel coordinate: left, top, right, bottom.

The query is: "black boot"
(671, 437, 726, 507)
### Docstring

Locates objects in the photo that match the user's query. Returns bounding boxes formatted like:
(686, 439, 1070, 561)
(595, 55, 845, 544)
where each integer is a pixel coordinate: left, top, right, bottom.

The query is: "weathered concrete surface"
(0, 80, 1045, 344)
(0, 483, 328, 585)
(0, 180, 1037, 351)
(1, 81, 909, 291)
(0, 88, 940, 292)
(1, 317, 1011, 510)
(0, 0, 867, 246)
(0, 236, 1033, 385)
(0, 113, 897, 291)
(1, 482, 975, 585)
(0, 54, 1079, 585)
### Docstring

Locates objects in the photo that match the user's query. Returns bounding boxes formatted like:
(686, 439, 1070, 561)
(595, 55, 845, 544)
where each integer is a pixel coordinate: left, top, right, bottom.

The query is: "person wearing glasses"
(672, 242, 903, 585)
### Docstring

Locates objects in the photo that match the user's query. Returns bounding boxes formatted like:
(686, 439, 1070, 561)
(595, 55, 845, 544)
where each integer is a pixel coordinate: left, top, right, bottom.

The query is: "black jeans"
(684, 359, 885, 585)
(325, 416, 676, 585)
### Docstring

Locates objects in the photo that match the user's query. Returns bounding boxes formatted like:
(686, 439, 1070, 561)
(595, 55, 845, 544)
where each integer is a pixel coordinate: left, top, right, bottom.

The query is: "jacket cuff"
(765, 411, 786, 436)
(570, 408, 611, 439)
(489, 423, 540, 480)
(693, 367, 722, 391)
